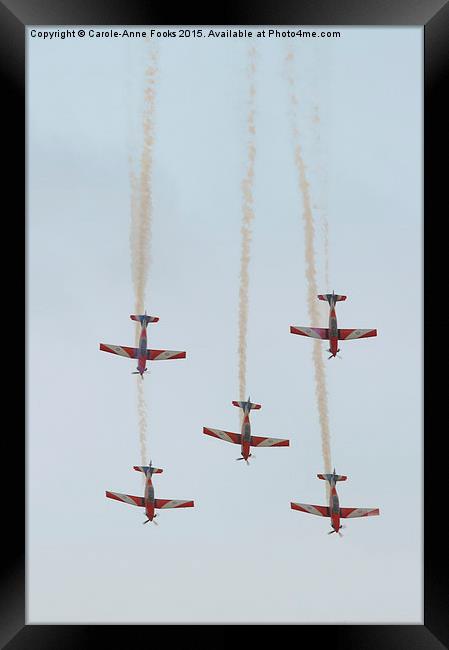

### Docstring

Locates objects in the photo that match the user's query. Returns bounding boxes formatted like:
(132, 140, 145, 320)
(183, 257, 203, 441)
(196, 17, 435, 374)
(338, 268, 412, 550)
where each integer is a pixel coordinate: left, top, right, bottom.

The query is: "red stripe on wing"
(290, 327, 329, 340)
(290, 503, 329, 517)
(340, 507, 380, 518)
(250, 435, 290, 447)
(105, 491, 145, 507)
(203, 427, 242, 445)
(147, 349, 187, 360)
(338, 329, 377, 340)
(154, 499, 194, 509)
(100, 344, 137, 358)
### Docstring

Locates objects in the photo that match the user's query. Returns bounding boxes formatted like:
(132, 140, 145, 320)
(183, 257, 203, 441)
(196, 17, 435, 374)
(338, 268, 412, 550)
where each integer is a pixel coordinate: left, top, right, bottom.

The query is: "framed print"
(2, 0, 447, 645)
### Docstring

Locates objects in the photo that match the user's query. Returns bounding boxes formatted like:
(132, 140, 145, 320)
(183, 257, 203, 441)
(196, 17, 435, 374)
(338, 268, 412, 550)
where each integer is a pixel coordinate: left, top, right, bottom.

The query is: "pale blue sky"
(28, 26, 422, 623)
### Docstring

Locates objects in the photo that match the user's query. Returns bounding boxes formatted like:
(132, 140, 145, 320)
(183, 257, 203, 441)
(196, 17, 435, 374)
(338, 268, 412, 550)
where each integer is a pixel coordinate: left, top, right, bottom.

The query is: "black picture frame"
(5, 0, 447, 646)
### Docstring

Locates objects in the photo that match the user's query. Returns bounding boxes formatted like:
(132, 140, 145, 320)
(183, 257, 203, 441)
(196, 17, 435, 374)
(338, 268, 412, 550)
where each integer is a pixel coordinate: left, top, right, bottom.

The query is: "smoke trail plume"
(136, 380, 148, 464)
(130, 49, 158, 316)
(285, 49, 332, 493)
(323, 216, 330, 290)
(238, 47, 257, 406)
(310, 103, 331, 318)
(129, 47, 159, 464)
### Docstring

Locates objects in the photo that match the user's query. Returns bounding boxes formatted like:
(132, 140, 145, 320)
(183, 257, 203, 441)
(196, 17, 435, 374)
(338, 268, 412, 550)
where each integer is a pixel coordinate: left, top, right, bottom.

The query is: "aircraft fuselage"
(328, 304, 339, 358)
(137, 322, 148, 376)
(241, 411, 252, 460)
(144, 472, 155, 521)
(329, 480, 341, 532)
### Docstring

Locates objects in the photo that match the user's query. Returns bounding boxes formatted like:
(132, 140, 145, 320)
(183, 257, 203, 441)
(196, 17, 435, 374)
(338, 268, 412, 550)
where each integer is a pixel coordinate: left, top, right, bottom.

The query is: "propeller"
(328, 526, 345, 536)
(236, 457, 251, 465)
(327, 348, 343, 359)
(143, 514, 158, 526)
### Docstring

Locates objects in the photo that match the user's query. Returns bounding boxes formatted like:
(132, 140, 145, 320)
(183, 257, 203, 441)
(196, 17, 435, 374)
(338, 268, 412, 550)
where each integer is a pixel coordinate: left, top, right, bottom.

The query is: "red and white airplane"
(291, 469, 379, 535)
(290, 291, 377, 359)
(203, 398, 290, 464)
(105, 462, 194, 525)
(99, 312, 186, 378)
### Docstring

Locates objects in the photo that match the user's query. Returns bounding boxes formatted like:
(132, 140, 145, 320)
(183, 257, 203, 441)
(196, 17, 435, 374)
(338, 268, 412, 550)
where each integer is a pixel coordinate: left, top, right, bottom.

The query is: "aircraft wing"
(100, 344, 137, 358)
(154, 499, 194, 509)
(250, 435, 290, 447)
(340, 507, 380, 518)
(203, 427, 242, 445)
(290, 502, 329, 517)
(290, 326, 329, 340)
(338, 328, 377, 340)
(147, 349, 187, 360)
(105, 491, 145, 507)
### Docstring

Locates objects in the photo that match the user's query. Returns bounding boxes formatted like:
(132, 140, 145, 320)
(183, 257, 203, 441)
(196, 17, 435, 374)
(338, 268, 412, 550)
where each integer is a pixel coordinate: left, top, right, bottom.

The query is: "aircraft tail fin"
(130, 314, 159, 324)
(317, 473, 347, 483)
(133, 465, 163, 474)
(232, 400, 261, 411)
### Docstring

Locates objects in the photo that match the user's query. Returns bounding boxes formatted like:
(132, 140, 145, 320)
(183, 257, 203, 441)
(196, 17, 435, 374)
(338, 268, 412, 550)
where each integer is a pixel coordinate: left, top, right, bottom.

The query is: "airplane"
(290, 291, 377, 359)
(203, 397, 290, 464)
(290, 469, 379, 535)
(99, 312, 186, 378)
(105, 461, 194, 525)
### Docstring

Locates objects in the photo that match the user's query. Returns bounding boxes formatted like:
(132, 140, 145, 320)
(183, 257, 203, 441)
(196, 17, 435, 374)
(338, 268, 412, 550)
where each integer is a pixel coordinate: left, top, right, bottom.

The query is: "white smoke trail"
(285, 49, 332, 496)
(132, 49, 158, 314)
(310, 102, 331, 316)
(319, 215, 331, 324)
(311, 104, 330, 320)
(238, 47, 257, 409)
(136, 380, 148, 464)
(323, 216, 330, 290)
(129, 162, 148, 466)
(128, 46, 159, 465)
(310, 46, 332, 300)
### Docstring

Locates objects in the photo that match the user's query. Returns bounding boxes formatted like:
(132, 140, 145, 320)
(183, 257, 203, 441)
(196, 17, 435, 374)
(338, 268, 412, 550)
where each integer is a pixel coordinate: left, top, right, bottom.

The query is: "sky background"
(27, 26, 422, 624)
